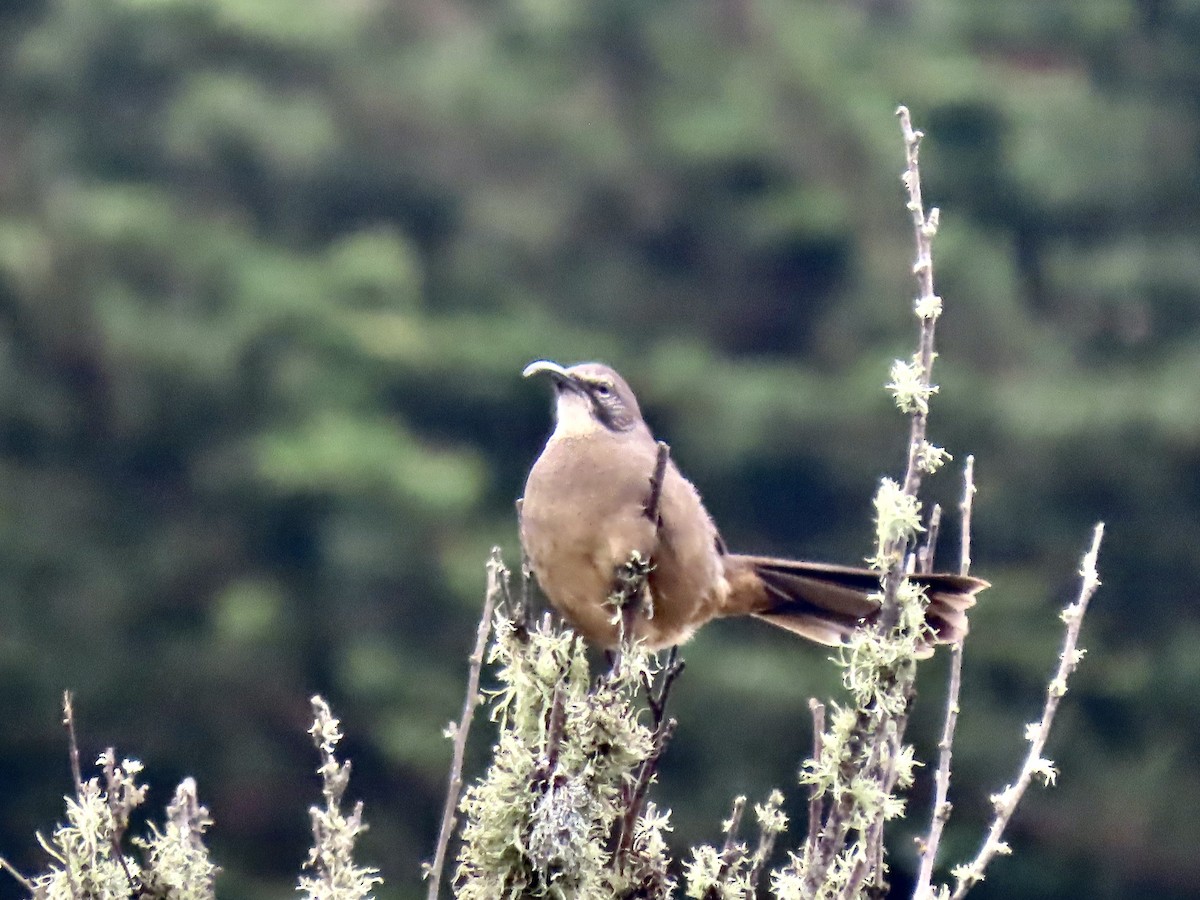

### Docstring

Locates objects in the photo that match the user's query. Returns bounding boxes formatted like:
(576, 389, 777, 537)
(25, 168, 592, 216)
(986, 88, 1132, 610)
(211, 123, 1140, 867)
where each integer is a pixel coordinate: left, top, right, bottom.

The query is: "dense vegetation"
(1, 1, 1197, 898)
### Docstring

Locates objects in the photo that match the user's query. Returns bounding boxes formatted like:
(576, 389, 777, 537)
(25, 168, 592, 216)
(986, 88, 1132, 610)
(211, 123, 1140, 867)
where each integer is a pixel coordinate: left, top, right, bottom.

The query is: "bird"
(518, 360, 987, 652)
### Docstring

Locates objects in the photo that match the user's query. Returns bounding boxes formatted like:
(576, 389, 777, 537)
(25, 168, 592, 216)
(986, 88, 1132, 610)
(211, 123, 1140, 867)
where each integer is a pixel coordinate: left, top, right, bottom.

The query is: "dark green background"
(0, 1, 1195, 898)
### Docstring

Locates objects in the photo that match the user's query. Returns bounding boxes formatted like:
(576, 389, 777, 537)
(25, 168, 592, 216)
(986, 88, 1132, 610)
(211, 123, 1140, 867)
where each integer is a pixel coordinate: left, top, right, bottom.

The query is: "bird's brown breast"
(520, 429, 725, 648)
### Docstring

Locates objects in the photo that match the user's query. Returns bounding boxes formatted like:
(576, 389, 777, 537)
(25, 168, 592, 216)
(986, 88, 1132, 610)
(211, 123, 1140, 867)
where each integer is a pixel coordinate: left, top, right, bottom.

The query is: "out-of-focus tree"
(1, 1, 1199, 898)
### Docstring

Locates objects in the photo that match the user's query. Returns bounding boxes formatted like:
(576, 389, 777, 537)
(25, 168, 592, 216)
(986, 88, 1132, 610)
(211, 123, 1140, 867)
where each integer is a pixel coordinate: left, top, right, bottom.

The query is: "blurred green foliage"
(1, 1, 1198, 898)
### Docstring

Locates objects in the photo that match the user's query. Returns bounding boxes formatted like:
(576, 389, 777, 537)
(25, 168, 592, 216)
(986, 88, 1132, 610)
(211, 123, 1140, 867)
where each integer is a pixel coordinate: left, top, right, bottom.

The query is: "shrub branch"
(424, 550, 503, 900)
(914, 457, 976, 897)
(948, 523, 1104, 898)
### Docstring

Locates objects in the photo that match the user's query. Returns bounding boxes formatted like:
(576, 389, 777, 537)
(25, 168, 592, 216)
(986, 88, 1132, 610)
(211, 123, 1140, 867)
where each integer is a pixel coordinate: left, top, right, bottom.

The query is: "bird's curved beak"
(522, 359, 573, 383)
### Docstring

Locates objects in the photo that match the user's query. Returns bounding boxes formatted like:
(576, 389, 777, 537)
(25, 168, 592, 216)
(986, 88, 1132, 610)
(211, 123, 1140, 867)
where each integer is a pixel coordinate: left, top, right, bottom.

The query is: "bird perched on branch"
(519, 360, 987, 651)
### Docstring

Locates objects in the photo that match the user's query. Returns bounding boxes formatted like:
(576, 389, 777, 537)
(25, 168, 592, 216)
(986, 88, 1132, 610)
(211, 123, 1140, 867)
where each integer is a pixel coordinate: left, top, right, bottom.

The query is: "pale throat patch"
(551, 391, 596, 437)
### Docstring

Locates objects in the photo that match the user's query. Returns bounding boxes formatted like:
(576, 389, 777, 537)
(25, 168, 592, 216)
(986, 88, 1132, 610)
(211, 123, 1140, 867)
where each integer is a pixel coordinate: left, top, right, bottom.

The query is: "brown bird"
(519, 360, 987, 651)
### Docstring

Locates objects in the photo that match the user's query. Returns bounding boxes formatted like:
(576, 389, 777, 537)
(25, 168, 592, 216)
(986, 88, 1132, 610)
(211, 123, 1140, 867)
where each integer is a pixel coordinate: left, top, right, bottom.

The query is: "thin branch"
(702, 795, 747, 899)
(0, 857, 34, 893)
(880, 105, 942, 630)
(844, 706, 911, 899)
(805, 698, 891, 892)
(610, 550, 654, 650)
(806, 791, 855, 893)
(424, 550, 503, 900)
(616, 716, 677, 862)
(515, 498, 532, 625)
(808, 107, 946, 896)
(99, 752, 140, 894)
(62, 691, 83, 794)
(913, 457, 977, 898)
(646, 647, 684, 726)
(747, 794, 784, 891)
(804, 699, 826, 862)
(917, 504, 942, 575)
(949, 523, 1104, 900)
(609, 442, 672, 652)
(811, 106, 943, 893)
(808, 707, 884, 892)
(719, 796, 746, 857)
(643, 441, 671, 525)
(58, 692, 85, 900)
(899, 101, 940, 491)
(112, 827, 139, 892)
(848, 107, 942, 890)
(842, 816, 877, 897)
(543, 682, 567, 778)
(959, 456, 976, 580)
(613, 647, 683, 863)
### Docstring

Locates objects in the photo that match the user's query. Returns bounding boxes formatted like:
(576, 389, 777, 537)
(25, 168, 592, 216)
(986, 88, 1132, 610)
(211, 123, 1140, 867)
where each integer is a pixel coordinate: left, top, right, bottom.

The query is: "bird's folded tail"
(722, 554, 988, 652)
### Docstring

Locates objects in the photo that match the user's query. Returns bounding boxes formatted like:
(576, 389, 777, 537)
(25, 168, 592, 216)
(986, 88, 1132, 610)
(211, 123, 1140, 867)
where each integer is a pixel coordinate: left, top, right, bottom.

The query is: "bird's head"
(523, 360, 645, 435)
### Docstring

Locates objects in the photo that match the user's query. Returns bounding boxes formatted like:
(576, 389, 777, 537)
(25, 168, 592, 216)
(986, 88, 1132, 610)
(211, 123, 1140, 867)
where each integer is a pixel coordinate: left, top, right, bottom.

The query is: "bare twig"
(646, 647, 684, 725)
(702, 795, 747, 899)
(643, 441, 671, 525)
(804, 699, 826, 862)
(843, 709, 909, 899)
(543, 682, 567, 778)
(0, 857, 34, 893)
(515, 498, 532, 628)
(747, 793, 784, 891)
(959, 456, 976, 579)
(615, 716, 677, 862)
(63, 691, 83, 793)
(918, 504, 943, 575)
(613, 646, 683, 863)
(807, 706, 883, 892)
(719, 796, 746, 856)
(879, 105, 944, 630)
(914, 457, 976, 897)
(425, 550, 504, 900)
(949, 523, 1104, 900)
(596, 441, 671, 651)
(607, 442, 673, 652)
(100, 753, 141, 894)
(799, 105, 952, 899)
(807, 791, 855, 893)
(808, 105, 946, 895)
(57, 692, 85, 900)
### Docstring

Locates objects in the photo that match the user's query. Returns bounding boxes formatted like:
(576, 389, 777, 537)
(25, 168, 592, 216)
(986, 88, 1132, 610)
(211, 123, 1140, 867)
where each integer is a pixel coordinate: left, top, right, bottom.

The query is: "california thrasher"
(520, 360, 987, 651)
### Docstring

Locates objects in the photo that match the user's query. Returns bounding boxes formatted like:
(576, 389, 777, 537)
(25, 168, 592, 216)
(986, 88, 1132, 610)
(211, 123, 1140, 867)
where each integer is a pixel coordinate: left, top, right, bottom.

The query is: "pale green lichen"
(31, 773, 139, 900)
(298, 696, 382, 900)
(24, 750, 218, 900)
(913, 293, 943, 320)
(886, 355, 938, 414)
(680, 790, 786, 900)
(781, 466, 940, 895)
(915, 441, 952, 474)
(454, 613, 673, 900)
(753, 791, 788, 838)
(135, 778, 218, 900)
(871, 479, 924, 569)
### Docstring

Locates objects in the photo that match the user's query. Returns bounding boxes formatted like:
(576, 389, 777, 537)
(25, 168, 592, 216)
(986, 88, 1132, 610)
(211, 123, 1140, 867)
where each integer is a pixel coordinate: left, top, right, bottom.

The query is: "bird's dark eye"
(594, 382, 613, 398)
